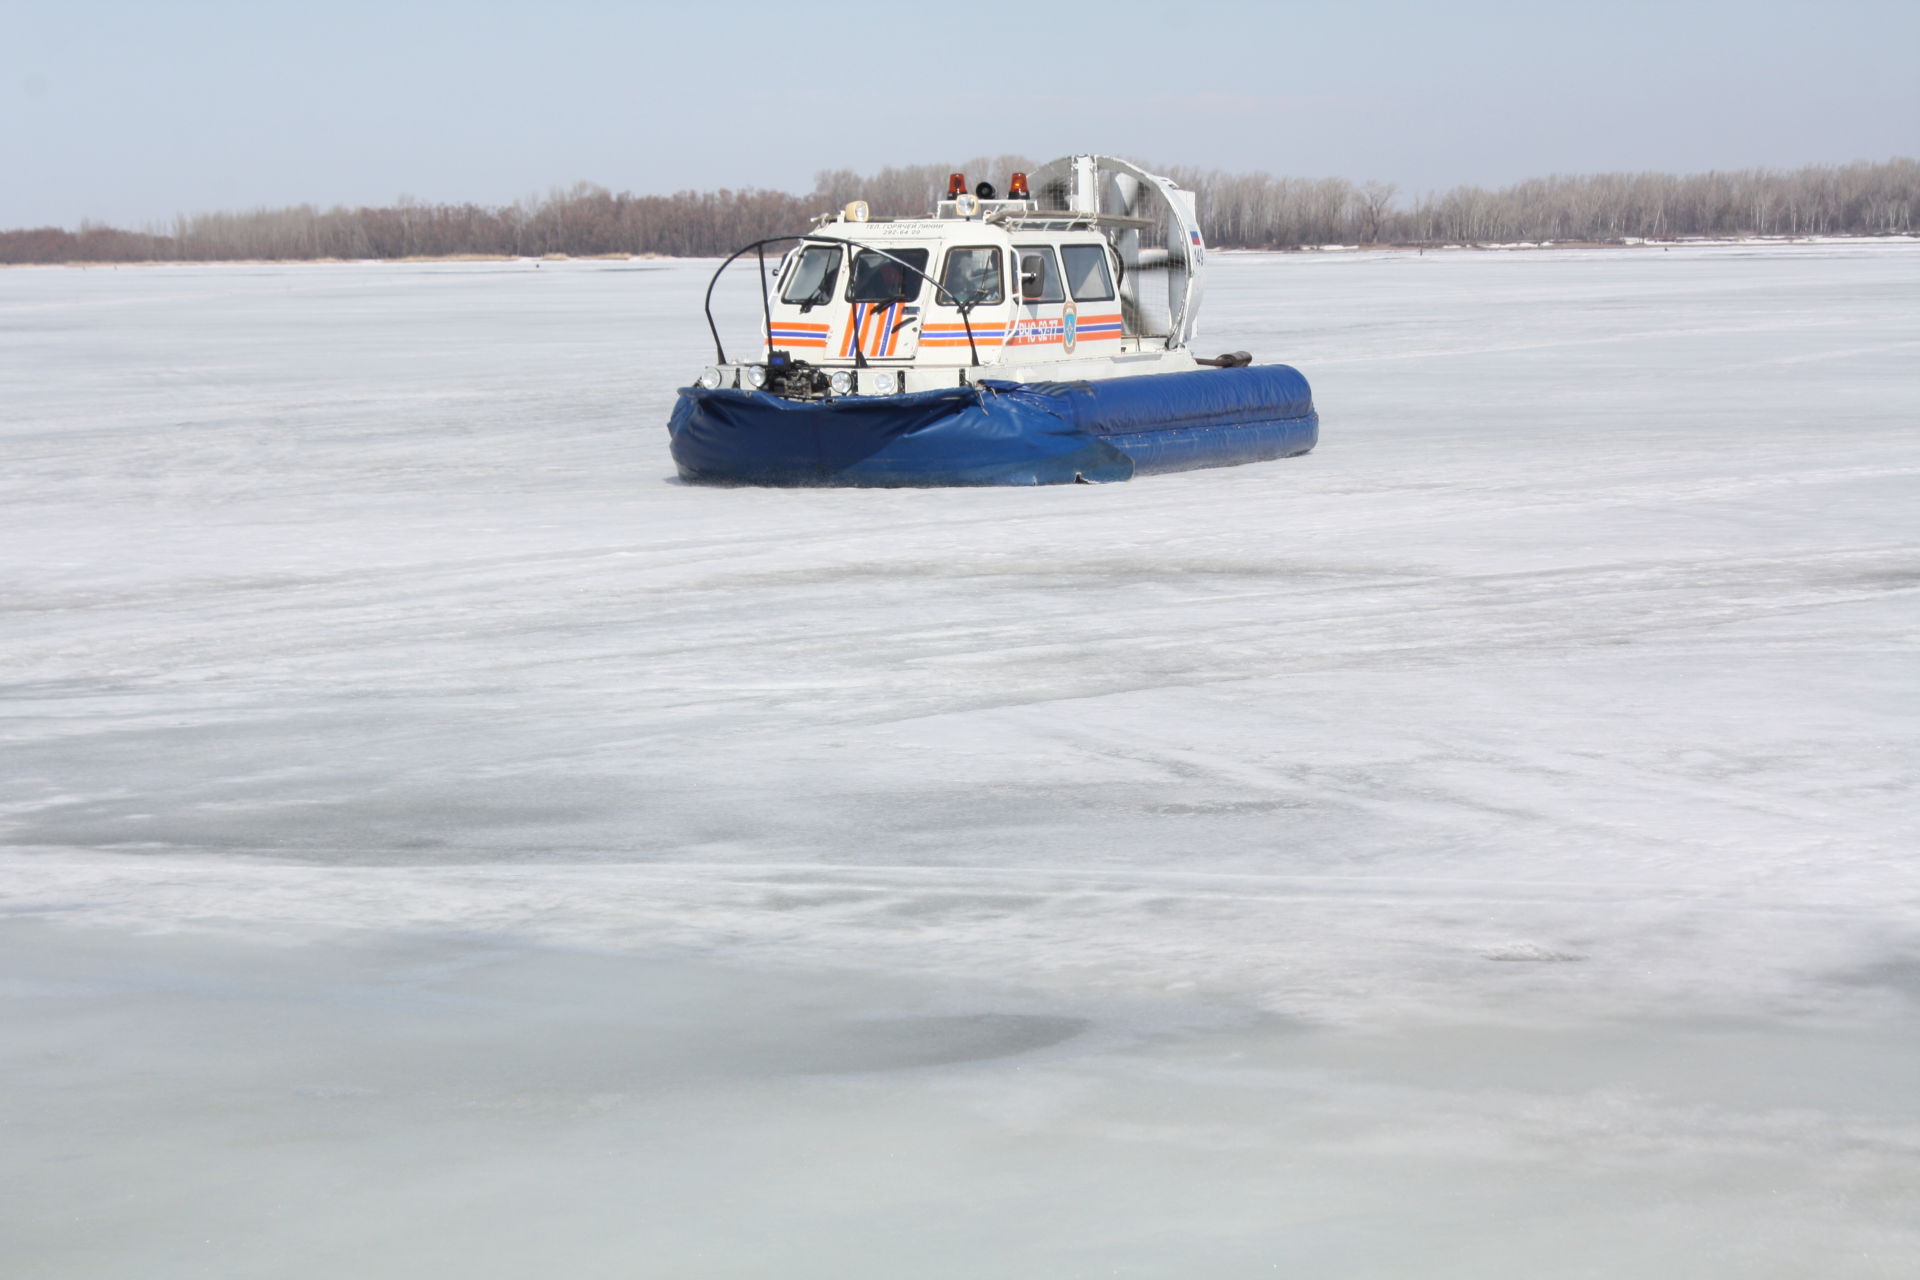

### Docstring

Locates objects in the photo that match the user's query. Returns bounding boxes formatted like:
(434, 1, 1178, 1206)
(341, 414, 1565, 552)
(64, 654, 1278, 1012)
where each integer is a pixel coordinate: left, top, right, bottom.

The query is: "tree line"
(3, 157, 1913, 265)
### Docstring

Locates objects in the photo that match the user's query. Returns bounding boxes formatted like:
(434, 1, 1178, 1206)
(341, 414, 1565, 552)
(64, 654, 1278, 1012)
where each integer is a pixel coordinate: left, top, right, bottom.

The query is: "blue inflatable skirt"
(667, 364, 1318, 487)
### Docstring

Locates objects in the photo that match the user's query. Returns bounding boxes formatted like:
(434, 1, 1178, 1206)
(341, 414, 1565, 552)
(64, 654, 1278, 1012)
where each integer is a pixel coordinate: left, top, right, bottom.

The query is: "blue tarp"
(668, 363, 1317, 487)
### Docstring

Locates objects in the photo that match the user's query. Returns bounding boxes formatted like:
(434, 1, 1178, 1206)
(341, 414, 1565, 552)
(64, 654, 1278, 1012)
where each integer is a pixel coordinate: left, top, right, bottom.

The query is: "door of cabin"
(1011, 244, 1074, 361)
(920, 244, 1009, 362)
(836, 247, 926, 362)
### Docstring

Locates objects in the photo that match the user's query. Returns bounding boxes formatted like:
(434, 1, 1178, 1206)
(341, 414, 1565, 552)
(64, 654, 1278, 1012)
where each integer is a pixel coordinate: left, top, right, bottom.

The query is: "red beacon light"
(946, 172, 967, 199)
(1008, 172, 1030, 199)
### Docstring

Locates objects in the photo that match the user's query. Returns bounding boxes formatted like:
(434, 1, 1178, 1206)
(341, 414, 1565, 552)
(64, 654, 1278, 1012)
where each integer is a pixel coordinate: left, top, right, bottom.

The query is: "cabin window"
(847, 248, 929, 303)
(1061, 244, 1115, 302)
(1016, 246, 1064, 303)
(780, 246, 842, 307)
(937, 247, 1004, 306)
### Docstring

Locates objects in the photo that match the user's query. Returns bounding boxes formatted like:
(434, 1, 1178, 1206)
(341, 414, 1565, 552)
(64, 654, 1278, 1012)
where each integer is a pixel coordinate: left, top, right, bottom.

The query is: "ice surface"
(4, 245, 1918, 1277)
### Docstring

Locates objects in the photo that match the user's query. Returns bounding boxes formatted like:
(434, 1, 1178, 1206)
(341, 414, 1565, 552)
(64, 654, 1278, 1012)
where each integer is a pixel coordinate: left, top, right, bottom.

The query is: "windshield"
(847, 249, 929, 303)
(779, 246, 841, 307)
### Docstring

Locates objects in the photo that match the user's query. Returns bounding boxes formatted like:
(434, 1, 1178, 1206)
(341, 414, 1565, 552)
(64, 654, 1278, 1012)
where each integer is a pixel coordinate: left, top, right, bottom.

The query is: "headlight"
(743, 365, 768, 390)
(868, 370, 899, 396)
(828, 370, 854, 396)
(698, 366, 725, 390)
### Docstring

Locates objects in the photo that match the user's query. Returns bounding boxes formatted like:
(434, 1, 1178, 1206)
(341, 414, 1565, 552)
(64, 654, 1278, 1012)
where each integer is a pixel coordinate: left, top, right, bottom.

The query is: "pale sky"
(4, 0, 1915, 229)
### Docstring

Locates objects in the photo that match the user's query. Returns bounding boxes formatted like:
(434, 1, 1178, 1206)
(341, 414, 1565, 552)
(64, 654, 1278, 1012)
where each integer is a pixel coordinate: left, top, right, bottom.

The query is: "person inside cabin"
(940, 248, 1003, 307)
(851, 252, 909, 303)
(849, 248, 930, 305)
(873, 259, 908, 299)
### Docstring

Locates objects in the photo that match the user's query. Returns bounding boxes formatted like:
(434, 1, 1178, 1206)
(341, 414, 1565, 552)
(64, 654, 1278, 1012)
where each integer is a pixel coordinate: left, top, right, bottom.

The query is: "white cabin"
(697, 155, 1211, 399)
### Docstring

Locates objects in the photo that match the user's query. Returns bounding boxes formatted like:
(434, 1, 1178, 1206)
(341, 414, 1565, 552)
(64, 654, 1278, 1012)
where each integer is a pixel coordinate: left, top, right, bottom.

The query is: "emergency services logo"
(1062, 302, 1078, 354)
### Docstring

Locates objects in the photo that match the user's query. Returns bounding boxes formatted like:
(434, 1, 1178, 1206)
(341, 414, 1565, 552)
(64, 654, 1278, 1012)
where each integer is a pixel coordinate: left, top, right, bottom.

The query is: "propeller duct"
(1026, 155, 1207, 349)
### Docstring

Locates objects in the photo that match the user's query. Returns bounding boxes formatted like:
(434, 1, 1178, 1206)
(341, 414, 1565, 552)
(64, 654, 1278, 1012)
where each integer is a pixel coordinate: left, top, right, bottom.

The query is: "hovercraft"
(668, 155, 1317, 487)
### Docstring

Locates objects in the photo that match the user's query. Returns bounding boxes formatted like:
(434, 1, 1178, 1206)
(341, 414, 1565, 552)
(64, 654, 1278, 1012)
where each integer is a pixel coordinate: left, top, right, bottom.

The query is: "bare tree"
(1358, 181, 1398, 243)
(8, 158, 1915, 264)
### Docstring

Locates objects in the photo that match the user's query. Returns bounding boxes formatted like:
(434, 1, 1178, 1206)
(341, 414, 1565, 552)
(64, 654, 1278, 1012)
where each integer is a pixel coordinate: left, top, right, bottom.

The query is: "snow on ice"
(3, 243, 1918, 1278)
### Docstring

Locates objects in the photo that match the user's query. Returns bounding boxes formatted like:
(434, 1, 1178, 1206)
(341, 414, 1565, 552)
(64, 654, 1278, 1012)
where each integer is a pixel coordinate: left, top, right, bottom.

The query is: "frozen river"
(4, 243, 1918, 1277)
